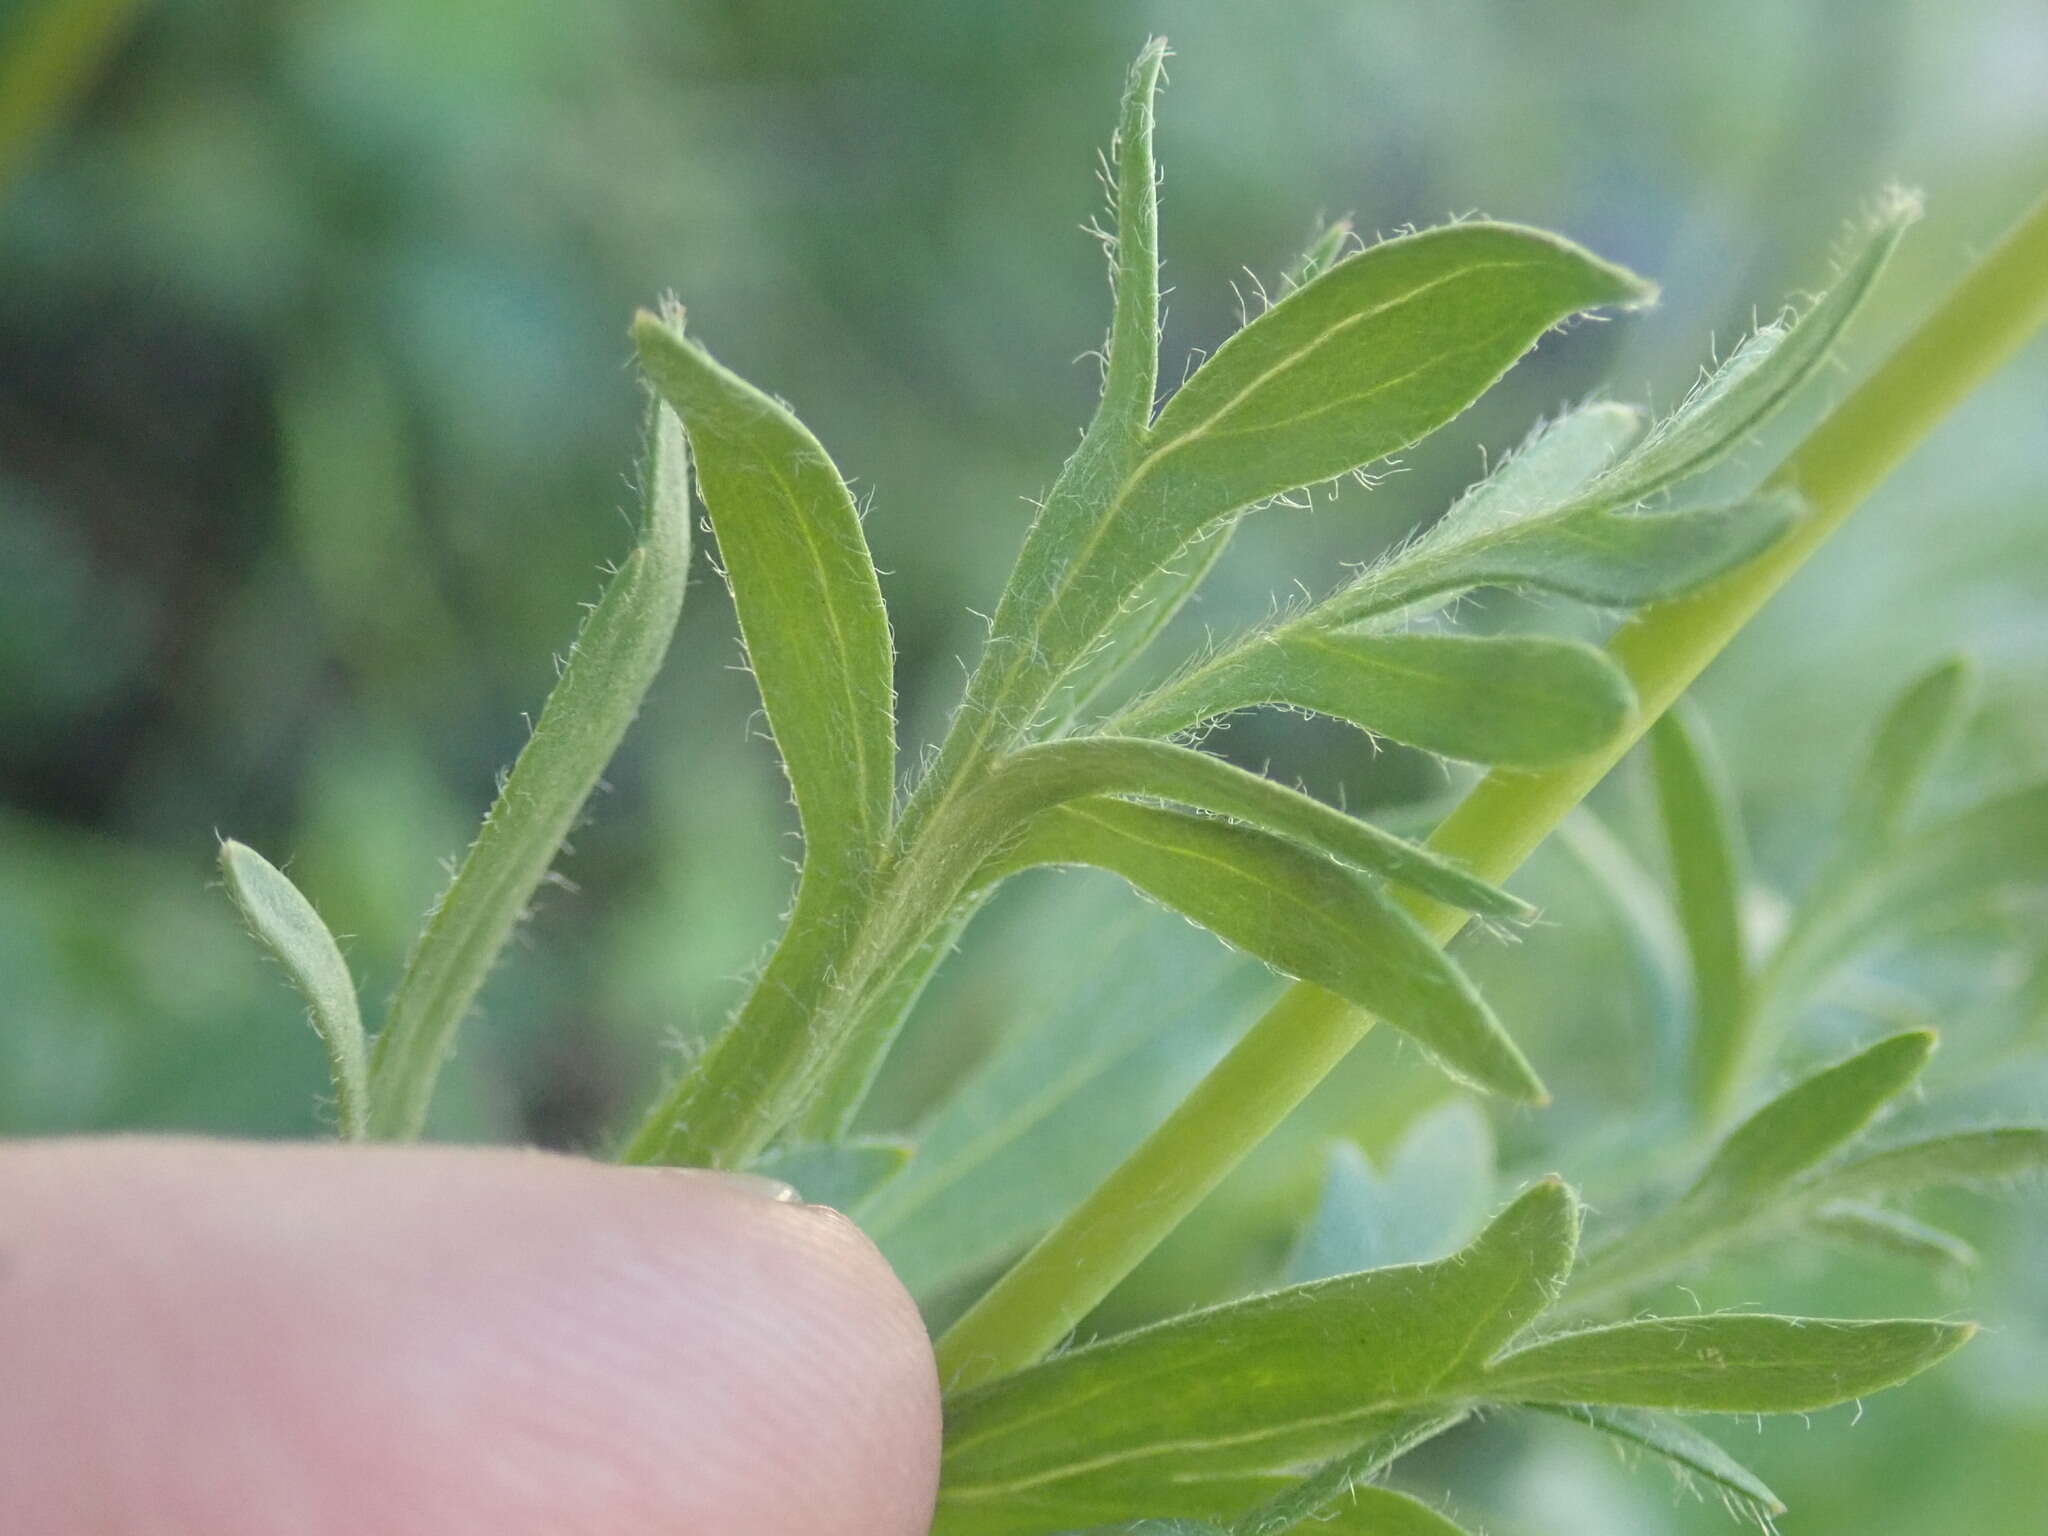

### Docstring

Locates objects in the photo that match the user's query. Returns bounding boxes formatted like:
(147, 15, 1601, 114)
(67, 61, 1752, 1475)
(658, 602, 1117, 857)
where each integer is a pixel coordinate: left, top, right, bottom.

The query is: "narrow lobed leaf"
(1692, 1030, 1936, 1208)
(1587, 187, 1920, 506)
(1837, 655, 1976, 859)
(1803, 1126, 2048, 1204)
(1325, 486, 1802, 626)
(1143, 224, 1655, 523)
(1809, 1201, 1979, 1271)
(1095, 36, 1168, 438)
(1234, 1412, 1470, 1536)
(1648, 702, 1752, 1116)
(633, 307, 896, 895)
(987, 222, 1654, 721)
(1774, 778, 2048, 1008)
(368, 403, 692, 1138)
(1568, 1031, 1936, 1303)
(1433, 401, 1647, 541)
(937, 1181, 1577, 1530)
(987, 736, 1532, 919)
(1528, 1403, 1785, 1518)
(1117, 630, 1636, 769)
(1278, 1485, 1480, 1536)
(859, 897, 1274, 1298)
(983, 798, 1545, 1102)
(1483, 1312, 1973, 1412)
(218, 839, 370, 1140)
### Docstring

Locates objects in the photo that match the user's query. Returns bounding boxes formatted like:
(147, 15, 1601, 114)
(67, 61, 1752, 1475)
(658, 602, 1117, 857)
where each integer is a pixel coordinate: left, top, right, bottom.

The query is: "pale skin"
(0, 1139, 943, 1534)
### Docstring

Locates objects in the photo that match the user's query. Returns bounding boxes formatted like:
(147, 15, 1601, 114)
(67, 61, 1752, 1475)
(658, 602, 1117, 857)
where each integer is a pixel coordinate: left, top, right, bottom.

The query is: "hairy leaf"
(1810, 1201, 1978, 1270)
(217, 839, 369, 1139)
(1437, 402, 1647, 537)
(1839, 656, 1976, 858)
(1325, 487, 1800, 624)
(1569, 1031, 1935, 1303)
(1530, 1403, 1784, 1518)
(1144, 224, 1652, 523)
(863, 892, 1274, 1297)
(982, 223, 1653, 724)
(1288, 1487, 1479, 1536)
(1235, 1412, 1469, 1536)
(1282, 217, 1356, 293)
(1648, 703, 1751, 1114)
(1484, 1313, 1972, 1411)
(1586, 189, 1919, 506)
(937, 1182, 1576, 1530)
(1803, 1127, 2048, 1203)
(1286, 1102, 1496, 1282)
(1552, 810, 1690, 1052)
(985, 799, 1544, 1102)
(1117, 631, 1635, 769)
(987, 736, 1530, 919)
(1776, 779, 2048, 1009)
(368, 405, 691, 1138)
(633, 308, 896, 893)
(1095, 38, 1166, 439)
(1689, 1031, 1935, 1210)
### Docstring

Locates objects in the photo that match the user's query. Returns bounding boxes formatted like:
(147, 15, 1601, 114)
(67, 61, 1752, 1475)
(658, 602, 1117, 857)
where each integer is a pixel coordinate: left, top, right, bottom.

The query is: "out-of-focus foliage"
(3, 3, 2045, 1532)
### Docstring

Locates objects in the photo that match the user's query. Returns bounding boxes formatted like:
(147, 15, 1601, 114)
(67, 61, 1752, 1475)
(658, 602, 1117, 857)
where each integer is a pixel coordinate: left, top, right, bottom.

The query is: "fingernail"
(677, 1169, 803, 1204)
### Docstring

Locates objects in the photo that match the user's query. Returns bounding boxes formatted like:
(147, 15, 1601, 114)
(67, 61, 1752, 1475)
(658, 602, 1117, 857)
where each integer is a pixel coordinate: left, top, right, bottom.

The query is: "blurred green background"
(3, 1, 2044, 1532)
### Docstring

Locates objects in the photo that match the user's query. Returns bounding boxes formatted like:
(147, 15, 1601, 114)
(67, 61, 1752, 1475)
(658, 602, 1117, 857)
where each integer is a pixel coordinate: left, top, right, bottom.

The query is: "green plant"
(216, 40, 2048, 1536)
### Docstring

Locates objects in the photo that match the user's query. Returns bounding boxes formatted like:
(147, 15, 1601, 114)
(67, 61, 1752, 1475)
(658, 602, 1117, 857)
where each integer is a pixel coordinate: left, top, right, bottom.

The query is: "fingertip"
(0, 1139, 940, 1535)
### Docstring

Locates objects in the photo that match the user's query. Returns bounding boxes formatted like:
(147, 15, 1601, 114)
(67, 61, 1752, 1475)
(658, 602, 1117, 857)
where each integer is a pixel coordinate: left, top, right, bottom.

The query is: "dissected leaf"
(1326, 487, 1801, 624)
(1569, 1031, 1935, 1303)
(1484, 1313, 1972, 1411)
(1286, 1101, 1496, 1282)
(983, 223, 1654, 721)
(1284, 1487, 1479, 1536)
(1775, 779, 2048, 1007)
(1094, 38, 1167, 438)
(1142, 223, 1652, 525)
(984, 798, 1544, 1103)
(1688, 1031, 1934, 1211)
(1809, 1201, 1978, 1270)
(633, 308, 896, 894)
(986, 736, 1530, 919)
(1838, 656, 1976, 860)
(1530, 1403, 1784, 1518)
(1802, 1126, 2048, 1203)
(863, 890, 1274, 1298)
(1311, 189, 1918, 631)
(1648, 703, 1751, 1115)
(751, 1136, 912, 1211)
(1552, 810, 1690, 1056)
(368, 405, 692, 1138)
(937, 1182, 1576, 1532)
(1439, 402, 1646, 534)
(1585, 188, 1919, 506)
(217, 839, 369, 1139)
(1117, 630, 1635, 769)
(1235, 1412, 1469, 1536)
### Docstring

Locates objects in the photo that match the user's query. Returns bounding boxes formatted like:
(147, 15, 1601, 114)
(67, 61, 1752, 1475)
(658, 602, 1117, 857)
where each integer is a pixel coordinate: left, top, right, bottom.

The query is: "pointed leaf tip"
(218, 839, 369, 1140)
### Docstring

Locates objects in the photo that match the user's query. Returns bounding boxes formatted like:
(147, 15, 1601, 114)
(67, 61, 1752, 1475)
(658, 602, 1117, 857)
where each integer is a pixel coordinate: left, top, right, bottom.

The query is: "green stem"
(935, 186, 2048, 1390)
